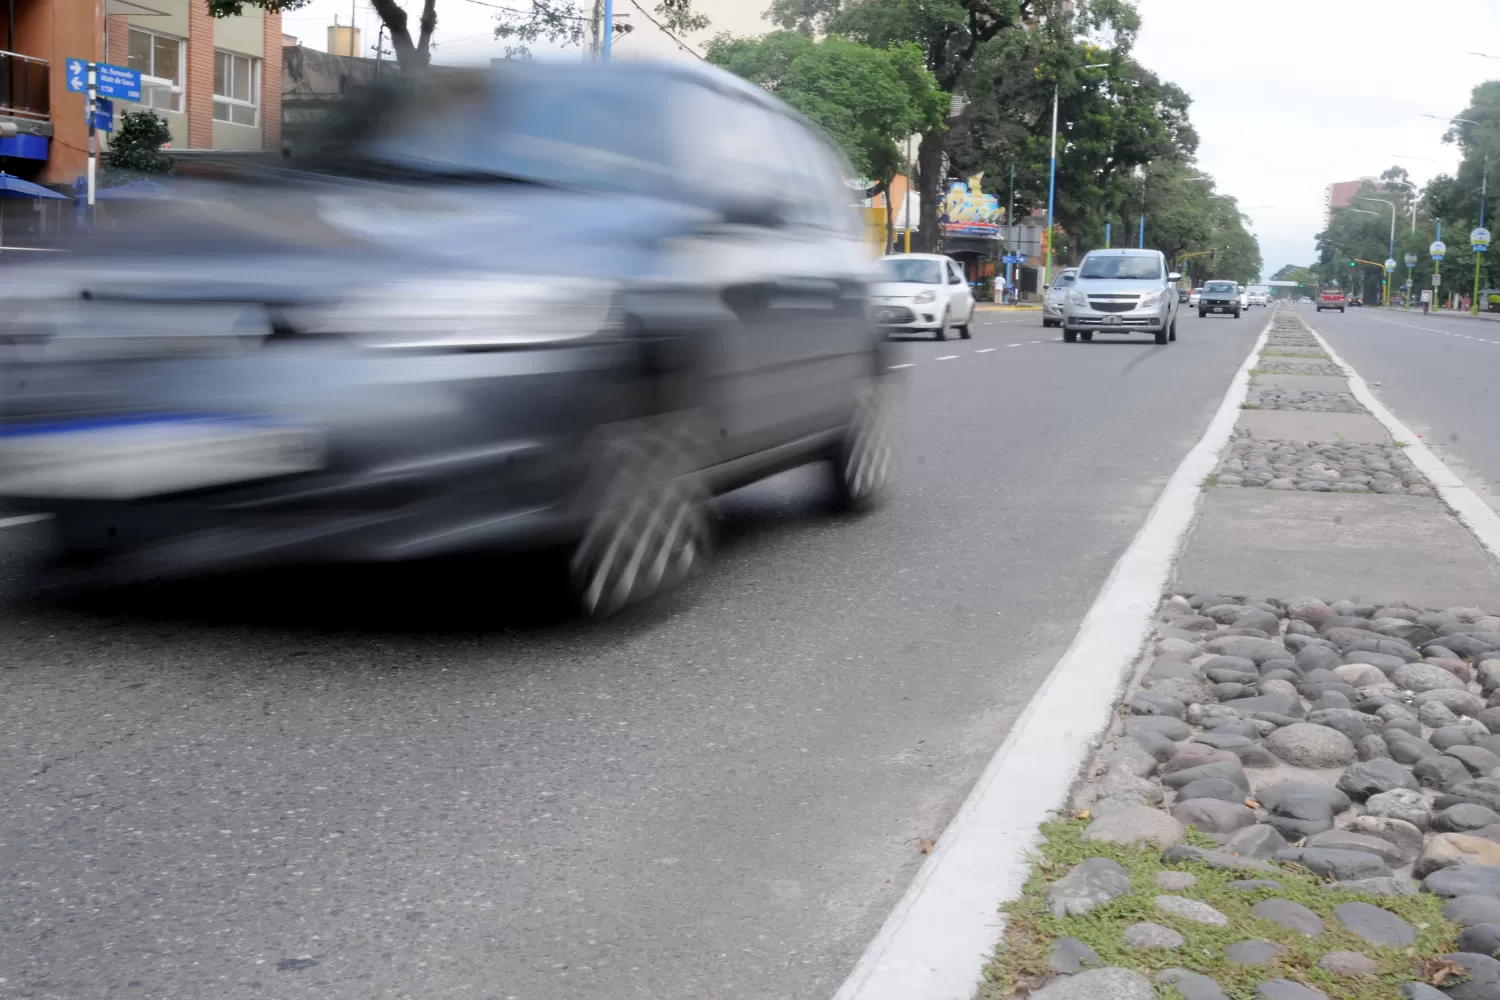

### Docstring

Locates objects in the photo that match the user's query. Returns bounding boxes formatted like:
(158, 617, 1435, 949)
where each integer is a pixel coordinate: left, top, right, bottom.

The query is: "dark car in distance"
(0, 62, 893, 617)
(1198, 280, 1241, 318)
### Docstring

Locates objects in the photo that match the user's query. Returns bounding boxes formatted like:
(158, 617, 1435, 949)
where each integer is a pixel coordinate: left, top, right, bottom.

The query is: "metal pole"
(1407, 265, 1413, 309)
(1044, 84, 1057, 288)
(602, 0, 614, 61)
(1138, 213, 1144, 248)
(1004, 161, 1014, 301)
(1474, 167, 1487, 315)
(1105, 221, 1111, 249)
(1436, 218, 1443, 310)
(349, 0, 357, 55)
(86, 61, 96, 230)
(904, 136, 912, 254)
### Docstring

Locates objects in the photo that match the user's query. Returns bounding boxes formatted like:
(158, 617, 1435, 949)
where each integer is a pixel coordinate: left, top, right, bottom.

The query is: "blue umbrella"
(0, 172, 66, 200)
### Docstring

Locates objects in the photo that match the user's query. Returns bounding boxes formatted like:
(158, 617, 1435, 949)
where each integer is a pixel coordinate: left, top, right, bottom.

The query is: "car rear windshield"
(1078, 255, 1162, 279)
(1050, 272, 1076, 289)
(1204, 281, 1236, 292)
(876, 259, 943, 284)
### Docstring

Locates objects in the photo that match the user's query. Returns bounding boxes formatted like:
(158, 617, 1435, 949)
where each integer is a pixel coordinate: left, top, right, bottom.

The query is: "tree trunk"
(917, 129, 944, 253)
(368, 0, 435, 68)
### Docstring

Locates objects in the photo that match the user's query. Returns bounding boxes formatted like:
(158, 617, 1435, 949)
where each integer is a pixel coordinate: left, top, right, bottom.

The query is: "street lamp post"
(1355, 197, 1398, 306)
(1044, 62, 1110, 287)
(602, 0, 614, 60)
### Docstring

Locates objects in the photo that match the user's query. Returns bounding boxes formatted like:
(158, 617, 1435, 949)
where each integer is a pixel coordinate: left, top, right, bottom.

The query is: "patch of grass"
(1202, 474, 1219, 488)
(1259, 349, 1331, 359)
(1240, 403, 1262, 410)
(975, 819, 1458, 1000)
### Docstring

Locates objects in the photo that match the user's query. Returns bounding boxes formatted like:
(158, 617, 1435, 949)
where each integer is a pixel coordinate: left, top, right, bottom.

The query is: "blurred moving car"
(1247, 286, 1269, 306)
(1198, 280, 1241, 317)
(1316, 287, 1347, 312)
(1177, 287, 1190, 304)
(0, 61, 894, 617)
(871, 253, 975, 339)
(1237, 286, 1249, 310)
(1060, 248, 1180, 345)
(1042, 267, 1078, 328)
(1188, 287, 1203, 307)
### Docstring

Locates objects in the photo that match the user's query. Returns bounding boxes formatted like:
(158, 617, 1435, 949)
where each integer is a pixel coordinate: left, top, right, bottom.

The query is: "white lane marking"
(0, 513, 50, 529)
(1006, 343, 1023, 348)
(1309, 322, 1500, 566)
(1029, 340, 1044, 344)
(974, 348, 996, 354)
(935, 355, 959, 361)
(888, 363, 915, 370)
(833, 317, 1275, 1000)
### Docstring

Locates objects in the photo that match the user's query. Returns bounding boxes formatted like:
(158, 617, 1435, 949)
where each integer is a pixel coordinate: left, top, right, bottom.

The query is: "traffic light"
(1349, 261, 1356, 268)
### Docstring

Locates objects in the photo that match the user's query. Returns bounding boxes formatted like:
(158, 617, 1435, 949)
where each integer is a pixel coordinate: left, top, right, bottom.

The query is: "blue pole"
(1044, 86, 1057, 288)
(1138, 214, 1144, 248)
(1105, 222, 1111, 249)
(602, 0, 614, 60)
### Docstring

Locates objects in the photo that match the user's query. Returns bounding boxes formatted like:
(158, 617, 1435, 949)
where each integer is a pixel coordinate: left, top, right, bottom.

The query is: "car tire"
(1339, 308, 1345, 313)
(1063, 329, 1077, 343)
(1169, 313, 1178, 342)
(957, 321, 972, 340)
(934, 310, 948, 341)
(1154, 324, 1168, 345)
(1079, 332, 1093, 342)
(1199, 308, 1206, 319)
(831, 378, 895, 513)
(1233, 308, 1241, 318)
(570, 415, 712, 619)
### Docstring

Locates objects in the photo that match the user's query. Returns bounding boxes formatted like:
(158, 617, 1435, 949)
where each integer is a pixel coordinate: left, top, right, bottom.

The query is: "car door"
(946, 259, 974, 322)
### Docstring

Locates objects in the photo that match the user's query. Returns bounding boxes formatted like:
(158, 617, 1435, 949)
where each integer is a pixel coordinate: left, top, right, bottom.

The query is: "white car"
(1247, 286, 1269, 306)
(1042, 267, 1078, 327)
(1188, 287, 1203, 307)
(871, 253, 976, 340)
(1238, 286, 1249, 310)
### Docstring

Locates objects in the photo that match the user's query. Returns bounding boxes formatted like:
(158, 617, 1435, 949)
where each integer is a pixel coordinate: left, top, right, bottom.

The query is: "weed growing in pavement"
(1201, 474, 1219, 488)
(1258, 349, 1331, 359)
(1239, 403, 1261, 410)
(974, 819, 1457, 1000)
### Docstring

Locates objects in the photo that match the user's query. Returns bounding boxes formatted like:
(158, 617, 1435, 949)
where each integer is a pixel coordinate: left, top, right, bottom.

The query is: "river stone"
(1251, 898, 1323, 937)
(1152, 677, 1212, 705)
(1172, 799, 1256, 834)
(1416, 832, 1500, 878)
(1236, 610, 1281, 634)
(1154, 871, 1198, 892)
(1225, 825, 1290, 860)
(1274, 848, 1392, 881)
(1333, 900, 1417, 946)
(1447, 896, 1500, 927)
(1345, 649, 1408, 672)
(1304, 829, 1409, 867)
(1288, 597, 1333, 625)
(1207, 636, 1292, 663)
(1154, 969, 1230, 1000)
(1226, 940, 1286, 965)
(1032, 967, 1159, 1000)
(1347, 816, 1424, 857)
(1441, 952, 1500, 1000)
(1442, 778, 1500, 813)
(1127, 716, 1192, 741)
(1206, 717, 1266, 738)
(1295, 644, 1341, 672)
(1131, 691, 1186, 718)
(1423, 864, 1500, 899)
(1155, 895, 1229, 926)
(1433, 725, 1479, 751)
(1084, 807, 1184, 847)
(1306, 708, 1380, 741)
(1337, 758, 1420, 800)
(1097, 770, 1165, 805)
(1163, 761, 1250, 792)
(1354, 735, 1391, 761)
(1105, 743, 1159, 779)
(1457, 923, 1500, 958)
(1384, 715, 1426, 738)
(1229, 879, 1284, 891)
(1046, 857, 1132, 916)
(1259, 679, 1299, 699)
(1122, 922, 1184, 949)
(1365, 788, 1431, 828)
(1263, 723, 1355, 767)
(1206, 603, 1252, 624)
(1416, 755, 1475, 792)
(1255, 980, 1327, 1000)
(1049, 937, 1103, 975)
(1394, 661, 1469, 691)
(1414, 689, 1488, 716)
(1346, 635, 1422, 661)
(1256, 781, 1350, 814)
(1224, 693, 1305, 718)
(1452, 745, 1500, 775)
(1127, 731, 1179, 763)
(1162, 844, 1279, 873)
(1385, 729, 1442, 764)
(1326, 877, 1417, 897)
(1176, 777, 1249, 803)
(1262, 794, 1335, 840)
(1317, 951, 1379, 976)
(1440, 633, 1500, 659)
(1192, 731, 1256, 750)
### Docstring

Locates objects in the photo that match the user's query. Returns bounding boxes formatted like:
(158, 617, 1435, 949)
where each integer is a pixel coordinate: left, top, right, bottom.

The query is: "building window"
(127, 27, 183, 113)
(213, 51, 260, 127)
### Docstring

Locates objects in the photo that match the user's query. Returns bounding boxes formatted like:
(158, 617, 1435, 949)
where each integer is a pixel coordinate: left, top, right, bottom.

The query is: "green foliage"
(977, 818, 1458, 1000)
(705, 32, 946, 183)
(211, 0, 437, 67)
(106, 110, 173, 175)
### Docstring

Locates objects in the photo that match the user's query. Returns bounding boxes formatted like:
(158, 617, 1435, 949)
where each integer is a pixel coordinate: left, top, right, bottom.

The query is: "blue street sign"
(65, 58, 86, 93)
(92, 97, 113, 133)
(95, 63, 141, 101)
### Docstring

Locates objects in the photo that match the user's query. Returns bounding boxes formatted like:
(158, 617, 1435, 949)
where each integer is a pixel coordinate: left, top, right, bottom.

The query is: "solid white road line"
(1308, 324, 1500, 563)
(832, 317, 1273, 1000)
(0, 513, 50, 529)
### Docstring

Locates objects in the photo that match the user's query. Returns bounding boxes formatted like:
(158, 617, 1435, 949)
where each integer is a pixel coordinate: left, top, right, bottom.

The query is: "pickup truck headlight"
(1066, 290, 1088, 307)
(912, 290, 937, 304)
(1137, 291, 1163, 309)
(300, 275, 620, 349)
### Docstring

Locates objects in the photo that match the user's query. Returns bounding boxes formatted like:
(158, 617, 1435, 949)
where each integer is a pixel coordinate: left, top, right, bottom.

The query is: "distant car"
(1316, 288, 1346, 313)
(1177, 287, 1190, 304)
(1061, 248, 1180, 345)
(1199, 279, 1241, 318)
(871, 253, 976, 340)
(1188, 287, 1203, 307)
(1042, 267, 1078, 328)
(1237, 286, 1249, 310)
(1247, 287, 1269, 307)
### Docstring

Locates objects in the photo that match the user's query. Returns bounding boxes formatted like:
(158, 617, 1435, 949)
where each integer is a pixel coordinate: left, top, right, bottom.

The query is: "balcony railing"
(0, 51, 48, 121)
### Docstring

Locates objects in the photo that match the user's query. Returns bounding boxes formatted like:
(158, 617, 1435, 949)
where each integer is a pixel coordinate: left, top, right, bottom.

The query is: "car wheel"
(1198, 308, 1206, 318)
(1234, 308, 1241, 318)
(570, 416, 711, 618)
(831, 378, 895, 513)
(1339, 308, 1345, 313)
(957, 321, 972, 339)
(934, 310, 949, 341)
(1154, 324, 1168, 345)
(1063, 329, 1077, 343)
(1169, 313, 1178, 342)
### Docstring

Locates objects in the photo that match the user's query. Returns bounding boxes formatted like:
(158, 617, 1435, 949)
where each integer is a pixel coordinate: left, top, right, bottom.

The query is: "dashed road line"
(975, 348, 997, 354)
(888, 363, 915, 370)
(0, 513, 50, 529)
(1006, 343, 1023, 348)
(935, 355, 959, 361)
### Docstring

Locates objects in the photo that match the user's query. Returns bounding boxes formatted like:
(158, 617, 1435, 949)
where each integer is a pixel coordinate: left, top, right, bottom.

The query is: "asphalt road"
(1304, 303, 1500, 511)
(0, 305, 1268, 1000)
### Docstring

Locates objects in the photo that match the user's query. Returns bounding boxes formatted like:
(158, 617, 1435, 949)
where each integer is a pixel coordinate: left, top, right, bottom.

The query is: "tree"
(208, 0, 438, 68)
(492, 0, 708, 58)
(706, 31, 946, 251)
(107, 110, 174, 175)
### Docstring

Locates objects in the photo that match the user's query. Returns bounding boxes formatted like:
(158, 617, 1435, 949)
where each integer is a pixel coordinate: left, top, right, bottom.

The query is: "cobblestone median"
(1256, 360, 1348, 377)
(1244, 388, 1366, 413)
(981, 593, 1500, 1000)
(1214, 436, 1432, 495)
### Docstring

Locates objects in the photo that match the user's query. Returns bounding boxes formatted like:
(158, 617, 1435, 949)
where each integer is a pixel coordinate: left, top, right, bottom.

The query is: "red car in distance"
(1316, 287, 1346, 313)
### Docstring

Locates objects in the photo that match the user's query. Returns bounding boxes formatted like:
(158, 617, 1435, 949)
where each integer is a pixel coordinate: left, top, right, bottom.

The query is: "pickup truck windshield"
(1079, 255, 1162, 279)
(1204, 282, 1236, 292)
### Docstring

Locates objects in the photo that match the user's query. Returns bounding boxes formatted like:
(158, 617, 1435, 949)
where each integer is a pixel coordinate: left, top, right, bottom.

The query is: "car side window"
(949, 262, 966, 286)
(674, 84, 793, 215)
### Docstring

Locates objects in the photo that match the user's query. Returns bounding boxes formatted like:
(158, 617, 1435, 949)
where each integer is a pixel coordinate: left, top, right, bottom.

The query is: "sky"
(279, 0, 1500, 280)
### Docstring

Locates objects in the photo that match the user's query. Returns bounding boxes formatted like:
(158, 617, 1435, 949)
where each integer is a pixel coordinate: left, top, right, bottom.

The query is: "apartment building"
(0, 0, 279, 187)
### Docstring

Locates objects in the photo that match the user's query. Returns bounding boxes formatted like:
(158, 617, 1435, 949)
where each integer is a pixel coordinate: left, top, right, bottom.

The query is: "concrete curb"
(831, 316, 1273, 1000)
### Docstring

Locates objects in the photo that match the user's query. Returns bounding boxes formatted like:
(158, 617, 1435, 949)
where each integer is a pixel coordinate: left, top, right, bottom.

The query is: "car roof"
(1083, 248, 1162, 257)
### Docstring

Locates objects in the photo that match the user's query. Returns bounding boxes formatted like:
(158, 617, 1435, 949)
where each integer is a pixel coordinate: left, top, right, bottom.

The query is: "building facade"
(1323, 178, 1373, 227)
(0, 0, 279, 187)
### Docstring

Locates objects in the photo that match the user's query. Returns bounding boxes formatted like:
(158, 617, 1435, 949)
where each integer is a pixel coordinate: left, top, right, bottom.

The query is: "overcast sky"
(281, 0, 1500, 279)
